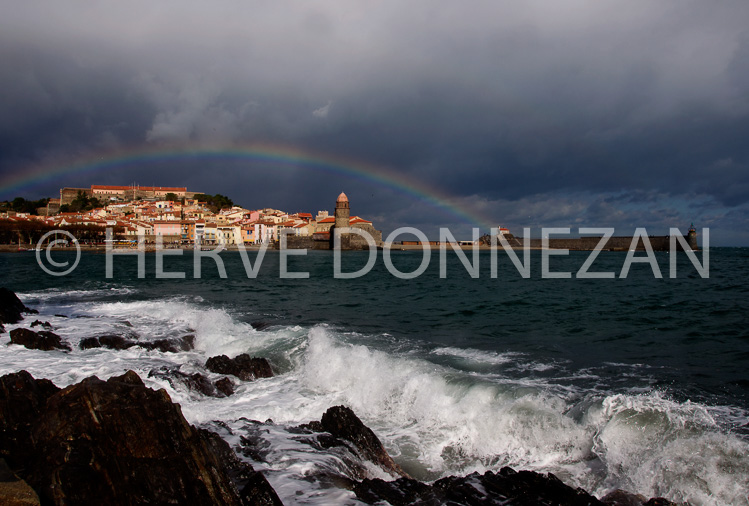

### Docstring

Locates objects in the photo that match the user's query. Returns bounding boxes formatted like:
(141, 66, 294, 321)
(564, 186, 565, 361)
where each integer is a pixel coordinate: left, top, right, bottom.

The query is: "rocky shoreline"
(1, 288, 683, 505)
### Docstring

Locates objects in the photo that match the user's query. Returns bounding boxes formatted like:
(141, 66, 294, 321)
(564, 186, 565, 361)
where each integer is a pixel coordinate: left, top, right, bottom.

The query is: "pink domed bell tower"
(334, 192, 350, 230)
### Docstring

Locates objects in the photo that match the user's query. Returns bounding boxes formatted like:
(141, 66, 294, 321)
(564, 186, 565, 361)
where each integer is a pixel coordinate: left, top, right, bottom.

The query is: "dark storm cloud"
(1, 1, 749, 243)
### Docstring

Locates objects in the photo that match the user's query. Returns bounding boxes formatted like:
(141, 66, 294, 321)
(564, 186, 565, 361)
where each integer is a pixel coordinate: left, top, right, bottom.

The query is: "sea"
(1, 247, 748, 505)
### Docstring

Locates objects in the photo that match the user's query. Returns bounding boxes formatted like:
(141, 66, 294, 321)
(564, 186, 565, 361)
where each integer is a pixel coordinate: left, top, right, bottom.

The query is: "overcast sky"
(1, 1, 748, 244)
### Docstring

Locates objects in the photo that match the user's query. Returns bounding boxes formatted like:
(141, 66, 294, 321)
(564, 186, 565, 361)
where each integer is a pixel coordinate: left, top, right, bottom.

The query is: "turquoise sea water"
(1, 247, 748, 504)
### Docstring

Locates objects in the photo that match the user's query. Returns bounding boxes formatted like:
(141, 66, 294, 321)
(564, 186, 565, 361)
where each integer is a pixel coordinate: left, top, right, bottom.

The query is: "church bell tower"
(335, 192, 350, 230)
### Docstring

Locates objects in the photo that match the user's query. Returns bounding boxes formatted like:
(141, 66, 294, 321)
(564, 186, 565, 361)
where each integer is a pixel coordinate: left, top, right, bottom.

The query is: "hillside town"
(0, 184, 378, 247)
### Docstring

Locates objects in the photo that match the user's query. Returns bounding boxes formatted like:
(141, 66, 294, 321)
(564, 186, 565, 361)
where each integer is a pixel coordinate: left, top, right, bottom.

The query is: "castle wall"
(61, 186, 196, 205)
(284, 225, 382, 251)
(60, 188, 92, 205)
(523, 236, 683, 251)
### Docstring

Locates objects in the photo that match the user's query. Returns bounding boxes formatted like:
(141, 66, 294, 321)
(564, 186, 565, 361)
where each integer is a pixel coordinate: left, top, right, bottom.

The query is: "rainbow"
(0, 143, 495, 230)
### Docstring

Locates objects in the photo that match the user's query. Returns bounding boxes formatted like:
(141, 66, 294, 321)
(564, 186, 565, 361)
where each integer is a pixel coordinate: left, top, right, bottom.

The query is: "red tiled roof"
(91, 185, 187, 192)
(91, 185, 131, 191)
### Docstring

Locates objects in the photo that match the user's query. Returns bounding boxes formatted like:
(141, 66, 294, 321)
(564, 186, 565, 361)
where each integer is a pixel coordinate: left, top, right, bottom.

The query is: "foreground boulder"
(9, 329, 71, 351)
(79, 334, 195, 353)
(206, 354, 274, 381)
(298, 406, 678, 506)
(0, 371, 61, 462)
(0, 288, 31, 325)
(138, 335, 195, 353)
(601, 489, 648, 505)
(0, 370, 281, 505)
(79, 335, 134, 350)
(304, 405, 407, 479)
(354, 467, 606, 506)
(148, 368, 235, 398)
(352, 467, 682, 506)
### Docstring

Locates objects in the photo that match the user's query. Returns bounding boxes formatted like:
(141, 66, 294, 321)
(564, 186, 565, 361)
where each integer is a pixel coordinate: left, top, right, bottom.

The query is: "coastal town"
(0, 184, 380, 247)
(1, 184, 700, 253)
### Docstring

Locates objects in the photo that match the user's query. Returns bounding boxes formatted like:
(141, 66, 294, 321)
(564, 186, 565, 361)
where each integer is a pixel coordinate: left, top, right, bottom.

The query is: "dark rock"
(140, 338, 180, 353)
(206, 354, 274, 381)
(80, 335, 136, 350)
(9, 329, 71, 351)
(80, 335, 193, 353)
(0, 288, 30, 325)
(199, 429, 283, 506)
(179, 372, 222, 396)
(215, 377, 235, 396)
(355, 467, 607, 506)
(99, 335, 134, 350)
(0, 323, 5, 334)
(79, 337, 102, 350)
(644, 499, 679, 506)
(24, 309, 38, 315)
(238, 430, 273, 463)
(250, 321, 273, 331)
(306, 405, 407, 479)
(439, 467, 605, 506)
(53, 314, 67, 318)
(0, 458, 40, 506)
(29, 321, 52, 330)
(0, 370, 282, 505)
(180, 334, 196, 350)
(602, 489, 648, 505)
(353, 476, 437, 505)
(140, 336, 194, 353)
(0, 371, 61, 463)
(148, 368, 233, 398)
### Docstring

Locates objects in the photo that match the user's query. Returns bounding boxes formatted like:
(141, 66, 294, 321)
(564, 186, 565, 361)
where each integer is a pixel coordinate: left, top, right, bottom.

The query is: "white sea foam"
(16, 286, 137, 303)
(432, 346, 524, 365)
(298, 328, 595, 479)
(2, 292, 748, 505)
(592, 393, 749, 504)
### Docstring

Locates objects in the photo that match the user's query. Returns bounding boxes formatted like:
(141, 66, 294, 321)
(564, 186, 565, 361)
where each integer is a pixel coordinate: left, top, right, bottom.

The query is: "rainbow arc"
(0, 143, 495, 230)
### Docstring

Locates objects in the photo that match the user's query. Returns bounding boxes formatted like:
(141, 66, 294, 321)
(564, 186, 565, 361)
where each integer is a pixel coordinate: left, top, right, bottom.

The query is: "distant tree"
(67, 191, 102, 212)
(3, 197, 50, 215)
(193, 193, 235, 213)
(0, 218, 54, 244)
(164, 192, 178, 202)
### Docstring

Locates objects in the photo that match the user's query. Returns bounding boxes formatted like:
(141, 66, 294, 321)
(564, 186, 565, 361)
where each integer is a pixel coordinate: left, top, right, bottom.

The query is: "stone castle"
(60, 185, 197, 206)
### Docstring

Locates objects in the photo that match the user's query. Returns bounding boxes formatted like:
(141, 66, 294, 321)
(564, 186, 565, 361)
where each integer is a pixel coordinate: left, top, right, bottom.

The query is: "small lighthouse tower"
(687, 223, 698, 251)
